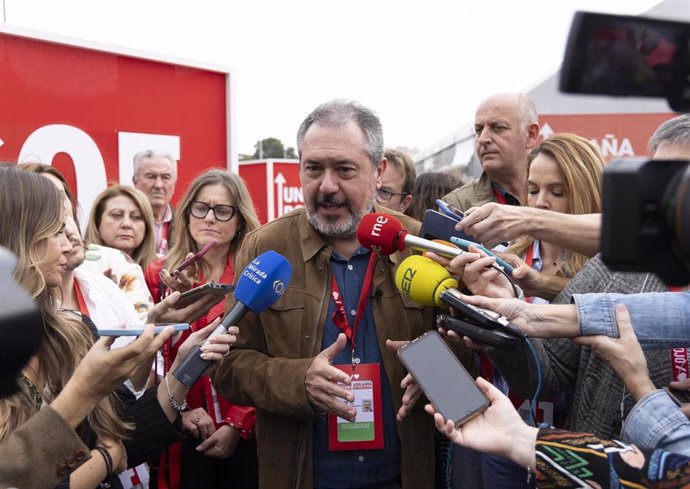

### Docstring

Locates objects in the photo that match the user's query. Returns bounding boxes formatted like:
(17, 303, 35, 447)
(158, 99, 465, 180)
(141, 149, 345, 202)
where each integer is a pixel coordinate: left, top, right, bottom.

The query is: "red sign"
(238, 159, 304, 223)
(0, 25, 234, 222)
(539, 113, 674, 159)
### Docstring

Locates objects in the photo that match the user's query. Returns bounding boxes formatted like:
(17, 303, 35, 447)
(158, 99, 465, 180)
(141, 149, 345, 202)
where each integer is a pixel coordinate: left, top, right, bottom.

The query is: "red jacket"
(145, 257, 255, 436)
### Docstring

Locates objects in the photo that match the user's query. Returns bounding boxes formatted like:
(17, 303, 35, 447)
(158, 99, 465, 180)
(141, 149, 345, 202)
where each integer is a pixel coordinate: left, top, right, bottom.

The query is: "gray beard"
(306, 193, 376, 238)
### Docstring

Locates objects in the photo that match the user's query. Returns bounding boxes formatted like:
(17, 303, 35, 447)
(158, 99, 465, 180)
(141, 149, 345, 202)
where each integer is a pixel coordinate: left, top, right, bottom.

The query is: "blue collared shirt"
(312, 247, 401, 489)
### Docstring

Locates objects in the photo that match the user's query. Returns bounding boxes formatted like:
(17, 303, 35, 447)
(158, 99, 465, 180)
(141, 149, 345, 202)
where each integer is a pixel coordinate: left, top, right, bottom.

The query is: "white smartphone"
(398, 330, 488, 426)
(98, 323, 191, 336)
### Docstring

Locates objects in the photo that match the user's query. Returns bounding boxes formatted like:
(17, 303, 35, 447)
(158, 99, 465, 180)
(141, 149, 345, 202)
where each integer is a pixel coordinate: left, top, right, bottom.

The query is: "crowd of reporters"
(3, 94, 690, 489)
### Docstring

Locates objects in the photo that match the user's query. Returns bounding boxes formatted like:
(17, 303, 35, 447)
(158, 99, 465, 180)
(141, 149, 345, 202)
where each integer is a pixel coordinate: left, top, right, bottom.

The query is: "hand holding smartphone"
(173, 282, 234, 309)
(398, 330, 488, 426)
(171, 240, 218, 277)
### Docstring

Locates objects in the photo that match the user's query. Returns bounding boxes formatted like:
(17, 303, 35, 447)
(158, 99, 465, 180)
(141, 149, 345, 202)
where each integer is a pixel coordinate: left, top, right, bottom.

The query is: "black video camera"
(600, 158, 690, 286)
(0, 246, 44, 398)
(560, 11, 690, 112)
(561, 11, 690, 285)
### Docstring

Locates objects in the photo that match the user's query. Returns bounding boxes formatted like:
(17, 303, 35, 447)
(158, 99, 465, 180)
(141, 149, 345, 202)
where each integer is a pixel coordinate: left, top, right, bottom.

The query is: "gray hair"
(648, 114, 690, 154)
(132, 150, 177, 178)
(296, 99, 384, 168)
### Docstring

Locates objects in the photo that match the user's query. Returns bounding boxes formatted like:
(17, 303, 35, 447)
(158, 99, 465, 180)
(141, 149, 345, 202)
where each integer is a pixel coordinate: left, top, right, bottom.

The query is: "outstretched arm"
(456, 203, 600, 257)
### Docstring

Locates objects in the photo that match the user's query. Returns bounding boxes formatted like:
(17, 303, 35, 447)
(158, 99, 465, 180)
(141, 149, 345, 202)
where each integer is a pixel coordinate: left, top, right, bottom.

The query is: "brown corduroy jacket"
(214, 205, 437, 489)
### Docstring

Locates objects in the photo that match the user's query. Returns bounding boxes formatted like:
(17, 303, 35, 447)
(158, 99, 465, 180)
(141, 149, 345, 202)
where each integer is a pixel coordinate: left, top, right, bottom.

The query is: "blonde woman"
(144, 169, 261, 489)
(86, 185, 157, 269)
(445, 133, 604, 302)
(506, 132, 604, 298)
(0, 167, 130, 488)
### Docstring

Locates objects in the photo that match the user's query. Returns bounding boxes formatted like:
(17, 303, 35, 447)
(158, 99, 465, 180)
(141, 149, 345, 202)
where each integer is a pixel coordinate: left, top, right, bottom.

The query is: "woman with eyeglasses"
(144, 169, 261, 489)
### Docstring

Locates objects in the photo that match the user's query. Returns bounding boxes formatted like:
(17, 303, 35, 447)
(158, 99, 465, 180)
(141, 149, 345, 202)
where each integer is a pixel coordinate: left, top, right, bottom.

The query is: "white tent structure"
(415, 0, 688, 177)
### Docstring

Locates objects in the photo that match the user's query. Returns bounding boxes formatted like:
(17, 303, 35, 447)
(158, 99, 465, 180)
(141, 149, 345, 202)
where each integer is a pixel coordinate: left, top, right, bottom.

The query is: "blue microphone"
(450, 236, 515, 275)
(173, 250, 293, 387)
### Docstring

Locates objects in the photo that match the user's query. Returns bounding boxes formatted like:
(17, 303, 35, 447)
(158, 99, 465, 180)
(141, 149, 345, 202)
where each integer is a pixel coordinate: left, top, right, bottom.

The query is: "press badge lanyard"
(330, 253, 378, 371)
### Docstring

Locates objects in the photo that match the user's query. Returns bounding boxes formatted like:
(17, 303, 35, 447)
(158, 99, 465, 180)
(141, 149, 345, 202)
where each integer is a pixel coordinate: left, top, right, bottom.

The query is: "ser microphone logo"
(400, 267, 416, 295)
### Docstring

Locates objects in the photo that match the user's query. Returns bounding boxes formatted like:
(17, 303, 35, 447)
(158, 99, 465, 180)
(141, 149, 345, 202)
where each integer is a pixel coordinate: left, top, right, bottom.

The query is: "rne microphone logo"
(370, 215, 389, 237)
(400, 267, 416, 295)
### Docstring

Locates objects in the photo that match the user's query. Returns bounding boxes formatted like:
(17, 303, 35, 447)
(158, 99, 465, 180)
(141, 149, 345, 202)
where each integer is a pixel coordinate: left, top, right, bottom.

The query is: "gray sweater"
(486, 255, 688, 439)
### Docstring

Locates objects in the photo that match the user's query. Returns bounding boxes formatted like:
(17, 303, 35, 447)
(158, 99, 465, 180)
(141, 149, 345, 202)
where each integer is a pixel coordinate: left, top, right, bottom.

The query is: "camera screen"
(562, 12, 687, 97)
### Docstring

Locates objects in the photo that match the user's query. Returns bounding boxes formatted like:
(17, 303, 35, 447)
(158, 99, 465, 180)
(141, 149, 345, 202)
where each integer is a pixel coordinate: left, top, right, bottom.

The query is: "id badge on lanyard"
(327, 253, 384, 451)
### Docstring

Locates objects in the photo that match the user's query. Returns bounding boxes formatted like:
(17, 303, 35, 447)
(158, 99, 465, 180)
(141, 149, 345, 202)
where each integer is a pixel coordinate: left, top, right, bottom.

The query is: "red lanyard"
(492, 186, 508, 205)
(330, 253, 378, 368)
(73, 279, 90, 316)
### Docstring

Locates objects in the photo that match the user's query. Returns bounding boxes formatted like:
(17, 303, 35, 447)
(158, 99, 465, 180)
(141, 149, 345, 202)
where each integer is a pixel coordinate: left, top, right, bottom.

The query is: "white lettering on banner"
(19, 124, 106, 231)
(274, 172, 304, 217)
(673, 348, 688, 381)
(591, 134, 635, 158)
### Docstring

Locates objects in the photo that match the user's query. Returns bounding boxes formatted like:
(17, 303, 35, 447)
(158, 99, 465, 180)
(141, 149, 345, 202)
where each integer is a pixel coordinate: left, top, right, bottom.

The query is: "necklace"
(22, 375, 43, 409)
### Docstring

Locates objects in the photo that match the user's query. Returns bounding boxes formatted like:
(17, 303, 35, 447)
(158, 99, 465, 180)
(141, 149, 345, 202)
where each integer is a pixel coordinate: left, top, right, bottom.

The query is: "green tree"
(245, 137, 297, 160)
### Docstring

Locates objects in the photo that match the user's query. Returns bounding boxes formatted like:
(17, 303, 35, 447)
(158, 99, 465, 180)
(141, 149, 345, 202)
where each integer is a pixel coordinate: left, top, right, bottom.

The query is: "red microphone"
(356, 213, 465, 258)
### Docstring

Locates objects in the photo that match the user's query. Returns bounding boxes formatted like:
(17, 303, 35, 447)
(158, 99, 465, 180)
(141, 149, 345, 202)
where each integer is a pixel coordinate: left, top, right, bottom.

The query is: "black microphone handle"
(172, 302, 250, 388)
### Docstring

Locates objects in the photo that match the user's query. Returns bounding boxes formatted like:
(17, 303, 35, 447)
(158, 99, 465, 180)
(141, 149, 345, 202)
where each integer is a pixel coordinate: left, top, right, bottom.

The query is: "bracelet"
(526, 465, 533, 484)
(94, 445, 113, 486)
(165, 374, 188, 412)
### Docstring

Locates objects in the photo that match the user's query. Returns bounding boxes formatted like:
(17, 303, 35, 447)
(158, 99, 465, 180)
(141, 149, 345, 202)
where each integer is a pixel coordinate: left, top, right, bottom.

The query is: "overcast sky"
(3, 0, 668, 157)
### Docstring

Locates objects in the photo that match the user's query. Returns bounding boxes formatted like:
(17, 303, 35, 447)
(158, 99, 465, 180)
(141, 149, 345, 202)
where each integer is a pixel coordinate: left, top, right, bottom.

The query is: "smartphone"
(449, 236, 515, 275)
(398, 330, 488, 426)
(174, 282, 234, 309)
(420, 209, 473, 243)
(439, 288, 525, 339)
(437, 314, 518, 350)
(436, 199, 464, 222)
(171, 239, 218, 277)
(98, 323, 191, 336)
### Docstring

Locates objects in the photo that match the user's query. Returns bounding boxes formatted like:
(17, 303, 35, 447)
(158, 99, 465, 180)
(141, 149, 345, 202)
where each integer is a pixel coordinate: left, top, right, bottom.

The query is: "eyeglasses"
(376, 187, 409, 203)
(188, 201, 238, 222)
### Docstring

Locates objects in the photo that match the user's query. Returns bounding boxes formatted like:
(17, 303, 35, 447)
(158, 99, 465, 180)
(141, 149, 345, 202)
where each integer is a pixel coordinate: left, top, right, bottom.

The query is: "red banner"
(0, 26, 233, 222)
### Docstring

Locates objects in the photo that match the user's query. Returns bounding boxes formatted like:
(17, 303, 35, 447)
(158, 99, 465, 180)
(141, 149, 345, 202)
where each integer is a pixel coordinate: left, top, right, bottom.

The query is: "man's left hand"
(385, 339, 423, 421)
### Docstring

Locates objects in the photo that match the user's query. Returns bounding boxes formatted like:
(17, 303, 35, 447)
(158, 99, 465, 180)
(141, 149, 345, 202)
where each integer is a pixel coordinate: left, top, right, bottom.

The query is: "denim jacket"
(574, 291, 690, 348)
(574, 291, 690, 454)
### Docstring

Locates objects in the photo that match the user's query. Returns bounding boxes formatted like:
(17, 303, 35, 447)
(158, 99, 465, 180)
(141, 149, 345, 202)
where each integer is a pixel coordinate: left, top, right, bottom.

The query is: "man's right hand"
(305, 333, 356, 421)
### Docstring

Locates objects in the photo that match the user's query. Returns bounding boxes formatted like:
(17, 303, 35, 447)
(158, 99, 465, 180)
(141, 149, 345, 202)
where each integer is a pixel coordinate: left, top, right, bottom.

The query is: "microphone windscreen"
(357, 213, 405, 255)
(395, 255, 458, 307)
(233, 250, 293, 313)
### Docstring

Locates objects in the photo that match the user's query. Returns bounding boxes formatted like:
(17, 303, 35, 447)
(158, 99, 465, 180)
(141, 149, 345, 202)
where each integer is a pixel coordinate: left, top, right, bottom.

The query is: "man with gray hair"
(132, 150, 177, 254)
(444, 92, 540, 211)
(214, 99, 437, 489)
